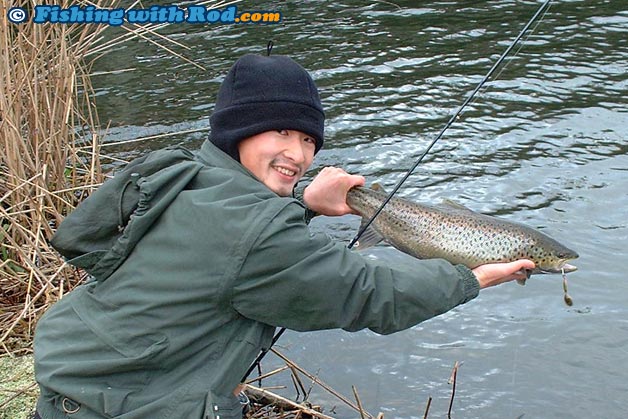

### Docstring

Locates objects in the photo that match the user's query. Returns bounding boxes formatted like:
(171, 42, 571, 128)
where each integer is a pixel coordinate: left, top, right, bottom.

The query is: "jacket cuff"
(455, 265, 480, 303)
(292, 184, 318, 224)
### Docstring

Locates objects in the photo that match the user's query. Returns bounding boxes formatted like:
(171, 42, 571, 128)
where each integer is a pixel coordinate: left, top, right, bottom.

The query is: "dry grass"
(0, 355, 37, 419)
(0, 0, 110, 355)
(0, 0, 222, 356)
(0, 0, 216, 413)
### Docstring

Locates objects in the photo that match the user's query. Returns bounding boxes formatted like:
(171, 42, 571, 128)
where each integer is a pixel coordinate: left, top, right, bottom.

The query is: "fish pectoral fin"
(440, 198, 474, 212)
(354, 219, 385, 250)
(515, 268, 533, 286)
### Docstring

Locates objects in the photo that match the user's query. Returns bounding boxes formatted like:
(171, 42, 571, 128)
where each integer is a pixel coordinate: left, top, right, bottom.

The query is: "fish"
(346, 184, 579, 278)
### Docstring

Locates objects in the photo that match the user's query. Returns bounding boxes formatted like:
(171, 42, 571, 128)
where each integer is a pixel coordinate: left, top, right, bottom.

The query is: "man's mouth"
(272, 165, 298, 177)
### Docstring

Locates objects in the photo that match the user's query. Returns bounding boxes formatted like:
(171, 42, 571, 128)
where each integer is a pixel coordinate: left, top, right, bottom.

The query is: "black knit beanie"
(209, 54, 325, 161)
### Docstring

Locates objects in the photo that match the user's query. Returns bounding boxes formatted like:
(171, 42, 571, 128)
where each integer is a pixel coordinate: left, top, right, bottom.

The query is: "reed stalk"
(0, 0, 117, 355)
(1, 0, 227, 356)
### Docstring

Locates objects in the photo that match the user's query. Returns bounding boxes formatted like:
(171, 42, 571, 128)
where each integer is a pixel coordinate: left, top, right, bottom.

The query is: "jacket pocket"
(71, 286, 168, 359)
(204, 391, 243, 419)
(69, 286, 169, 416)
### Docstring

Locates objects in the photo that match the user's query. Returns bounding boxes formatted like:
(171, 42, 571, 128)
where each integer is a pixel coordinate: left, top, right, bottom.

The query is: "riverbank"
(0, 352, 380, 419)
(0, 355, 37, 419)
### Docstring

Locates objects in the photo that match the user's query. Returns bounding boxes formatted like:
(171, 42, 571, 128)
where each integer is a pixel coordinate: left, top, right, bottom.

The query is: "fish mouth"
(538, 261, 578, 274)
(559, 263, 578, 273)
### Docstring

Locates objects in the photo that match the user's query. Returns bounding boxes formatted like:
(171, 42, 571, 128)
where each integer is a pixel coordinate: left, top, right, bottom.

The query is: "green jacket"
(34, 141, 480, 419)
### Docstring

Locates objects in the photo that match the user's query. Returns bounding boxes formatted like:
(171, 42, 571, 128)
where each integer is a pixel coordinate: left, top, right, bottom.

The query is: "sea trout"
(346, 185, 578, 276)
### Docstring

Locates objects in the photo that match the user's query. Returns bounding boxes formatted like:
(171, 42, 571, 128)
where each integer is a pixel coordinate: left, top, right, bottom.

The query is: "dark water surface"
(93, 1, 627, 417)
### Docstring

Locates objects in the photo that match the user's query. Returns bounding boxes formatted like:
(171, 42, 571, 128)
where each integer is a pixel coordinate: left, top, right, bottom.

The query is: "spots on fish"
(346, 186, 577, 273)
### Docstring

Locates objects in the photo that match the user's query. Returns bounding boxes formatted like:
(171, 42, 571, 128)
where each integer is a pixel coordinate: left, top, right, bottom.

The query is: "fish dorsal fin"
(440, 198, 474, 212)
(353, 218, 385, 251)
(370, 182, 389, 194)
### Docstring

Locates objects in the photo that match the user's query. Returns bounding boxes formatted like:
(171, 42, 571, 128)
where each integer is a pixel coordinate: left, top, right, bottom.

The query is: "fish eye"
(557, 251, 576, 259)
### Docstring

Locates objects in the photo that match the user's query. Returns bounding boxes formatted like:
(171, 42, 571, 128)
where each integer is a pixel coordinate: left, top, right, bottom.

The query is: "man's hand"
(303, 167, 365, 216)
(472, 259, 536, 289)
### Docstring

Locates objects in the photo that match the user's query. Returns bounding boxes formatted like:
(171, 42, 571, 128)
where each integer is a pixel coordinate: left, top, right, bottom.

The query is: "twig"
(304, 368, 318, 402)
(447, 361, 461, 418)
(254, 386, 286, 391)
(289, 365, 307, 401)
(244, 384, 335, 419)
(290, 372, 302, 401)
(90, 68, 137, 77)
(423, 396, 432, 419)
(352, 385, 366, 419)
(0, 262, 68, 344)
(93, 127, 208, 149)
(244, 365, 290, 385)
(0, 382, 38, 410)
(271, 348, 375, 419)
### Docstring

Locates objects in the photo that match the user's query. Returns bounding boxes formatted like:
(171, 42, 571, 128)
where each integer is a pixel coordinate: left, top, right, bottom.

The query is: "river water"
(92, 1, 627, 417)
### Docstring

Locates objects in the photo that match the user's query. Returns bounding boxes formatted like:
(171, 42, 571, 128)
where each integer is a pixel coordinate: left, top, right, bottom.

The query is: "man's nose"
(283, 135, 306, 164)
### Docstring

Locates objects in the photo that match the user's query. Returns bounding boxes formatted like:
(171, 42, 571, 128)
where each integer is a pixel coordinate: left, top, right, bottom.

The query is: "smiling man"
(238, 129, 315, 197)
(33, 53, 533, 419)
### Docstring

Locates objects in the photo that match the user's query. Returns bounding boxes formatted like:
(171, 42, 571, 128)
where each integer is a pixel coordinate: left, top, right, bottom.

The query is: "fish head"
(535, 242, 579, 274)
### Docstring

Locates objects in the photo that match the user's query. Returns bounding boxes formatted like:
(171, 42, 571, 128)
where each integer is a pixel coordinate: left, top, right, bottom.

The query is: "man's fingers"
(510, 259, 536, 271)
(350, 174, 366, 188)
(473, 259, 536, 289)
(304, 168, 365, 216)
(498, 260, 535, 278)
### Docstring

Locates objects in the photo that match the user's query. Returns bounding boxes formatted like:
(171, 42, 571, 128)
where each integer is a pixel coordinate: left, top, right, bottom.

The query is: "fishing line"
(468, 3, 554, 111)
(347, 0, 553, 250)
(242, 0, 553, 383)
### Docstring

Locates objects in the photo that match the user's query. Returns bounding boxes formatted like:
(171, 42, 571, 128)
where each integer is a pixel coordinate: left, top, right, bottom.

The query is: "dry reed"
(0, 0, 220, 355)
(0, 0, 115, 355)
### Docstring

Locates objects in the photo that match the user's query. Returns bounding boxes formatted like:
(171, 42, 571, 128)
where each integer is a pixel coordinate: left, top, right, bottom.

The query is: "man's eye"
(304, 137, 316, 144)
(277, 129, 289, 135)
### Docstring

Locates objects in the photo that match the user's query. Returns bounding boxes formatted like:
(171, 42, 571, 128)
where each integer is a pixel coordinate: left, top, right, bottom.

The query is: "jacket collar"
(198, 140, 250, 174)
(198, 140, 276, 194)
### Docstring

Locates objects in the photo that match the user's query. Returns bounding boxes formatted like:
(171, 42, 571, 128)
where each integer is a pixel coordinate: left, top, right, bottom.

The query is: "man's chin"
(268, 183, 295, 197)
(275, 189, 294, 197)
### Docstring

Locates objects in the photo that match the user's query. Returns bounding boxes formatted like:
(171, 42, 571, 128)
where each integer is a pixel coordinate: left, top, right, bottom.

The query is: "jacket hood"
(51, 146, 204, 280)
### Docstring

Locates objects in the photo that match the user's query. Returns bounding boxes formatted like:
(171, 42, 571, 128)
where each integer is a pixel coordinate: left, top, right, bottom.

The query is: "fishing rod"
(348, 0, 553, 249)
(242, 0, 553, 383)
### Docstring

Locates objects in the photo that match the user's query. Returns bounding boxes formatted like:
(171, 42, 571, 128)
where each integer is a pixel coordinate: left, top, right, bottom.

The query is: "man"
(33, 53, 533, 419)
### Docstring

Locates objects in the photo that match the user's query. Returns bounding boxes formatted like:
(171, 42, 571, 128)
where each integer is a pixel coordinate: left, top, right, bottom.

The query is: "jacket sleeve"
(229, 202, 480, 335)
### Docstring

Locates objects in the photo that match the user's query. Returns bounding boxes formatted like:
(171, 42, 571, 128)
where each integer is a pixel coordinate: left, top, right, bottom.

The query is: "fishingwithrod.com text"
(7, 5, 281, 25)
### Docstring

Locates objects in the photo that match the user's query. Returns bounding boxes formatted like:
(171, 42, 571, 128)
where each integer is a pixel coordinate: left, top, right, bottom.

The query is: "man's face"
(238, 130, 316, 196)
